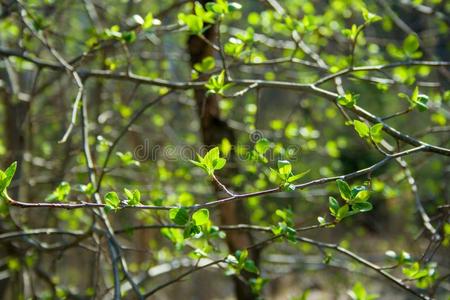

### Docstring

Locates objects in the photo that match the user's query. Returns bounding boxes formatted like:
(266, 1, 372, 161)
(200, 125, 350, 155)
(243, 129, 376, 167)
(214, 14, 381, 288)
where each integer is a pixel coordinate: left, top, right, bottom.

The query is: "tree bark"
(187, 2, 257, 299)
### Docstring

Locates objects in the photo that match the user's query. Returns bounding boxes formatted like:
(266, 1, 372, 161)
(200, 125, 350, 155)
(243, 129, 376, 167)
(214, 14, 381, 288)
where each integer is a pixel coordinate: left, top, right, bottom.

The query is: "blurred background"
(0, 0, 449, 299)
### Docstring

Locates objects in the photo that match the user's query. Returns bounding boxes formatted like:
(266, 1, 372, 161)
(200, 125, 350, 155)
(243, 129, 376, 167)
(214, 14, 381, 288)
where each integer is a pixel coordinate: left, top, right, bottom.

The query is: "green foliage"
(104, 191, 121, 211)
(387, 34, 422, 59)
(348, 282, 379, 300)
(180, 14, 204, 34)
(168, 207, 212, 240)
(403, 34, 420, 58)
(116, 151, 140, 167)
(271, 209, 297, 243)
(0, 162, 17, 196)
(398, 86, 429, 112)
(369, 123, 384, 143)
(169, 207, 189, 225)
(353, 120, 370, 138)
(205, 71, 234, 95)
(123, 188, 141, 206)
(247, 137, 271, 163)
(1, 0, 448, 298)
(270, 160, 309, 191)
(225, 249, 259, 276)
(353, 121, 384, 143)
(192, 208, 210, 225)
(143, 12, 155, 29)
(194, 56, 216, 73)
(178, 0, 241, 34)
(329, 180, 372, 222)
(337, 93, 358, 108)
(190, 147, 226, 176)
(80, 183, 95, 196)
(361, 8, 382, 24)
(45, 181, 71, 202)
(249, 277, 269, 296)
(402, 262, 437, 288)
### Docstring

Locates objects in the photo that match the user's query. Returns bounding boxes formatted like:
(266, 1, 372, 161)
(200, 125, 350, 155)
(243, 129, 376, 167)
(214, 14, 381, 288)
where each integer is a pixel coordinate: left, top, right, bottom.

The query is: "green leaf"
(243, 260, 259, 274)
(169, 207, 189, 225)
(415, 94, 429, 112)
(191, 147, 226, 175)
(105, 192, 120, 209)
(329, 196, 340, 216)
(370, 123, 384, 143)
(183, 221, 201, 238)
(131, 189, 141, 205)
(124, 188, 133, 201)
(402, 262, 429, 280)
(143, 12, 154, 29)
(236, 249, 248, 264)
(81, 183, 95, 196)
(362, 8, 382, 24)
(161, 228, 184, 248)
(336, 179, 352, 201)
(337, 93, 357, 108)
(351, 185, 369, 201)
(185, 14, 203, 34)
(205, 71, 232, 95)
(124, 188, 141, 206)
(351, 282, 366, 300)
(255, 138, 270, 154)
(354, 120, 370, 138)
(403, 34, 419, 56)
(336, 204, 350, 220)
(46, 181, 71, 202)
(116, 151, 140, 167)
(353, 201, 373, 212)
(287, 170, 310, 183)
(409, 87, 429, 112)
(213, 157, 226, 170)
(0, 161, 17, 194)
(189, 159, 206, 170)
(411, 86, 419, 102)
(194, 56, 215, 72)
(192, 208, 210, 225)
(204, 147, 220, 165)
(277, 160, 292, 176)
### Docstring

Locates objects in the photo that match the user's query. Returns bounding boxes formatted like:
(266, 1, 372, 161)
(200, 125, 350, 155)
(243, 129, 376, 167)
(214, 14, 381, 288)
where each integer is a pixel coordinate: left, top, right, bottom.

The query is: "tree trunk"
(187, 2, 257, 299)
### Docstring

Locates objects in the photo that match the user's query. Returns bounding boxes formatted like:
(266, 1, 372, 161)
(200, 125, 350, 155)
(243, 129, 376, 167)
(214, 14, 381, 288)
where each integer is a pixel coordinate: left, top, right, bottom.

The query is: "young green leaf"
(192, 208, 210, 225)
(169, 207, 189, 225)
(370, 123, 384, 143)
(354, 120, 370, 138)
(184, 15, 203, 34)
(194, 56, 215, 73)
(287, 170, 310, 183)
(337, 93, 357, 108)
(277, 160, 292, 176)
(105, 191, 120, 210)
(255, 138, 270, 154)
(46, 182, 71, 202)
(124, 188, 141, 206)
(336, 179, 352, 201)
(403, 34, 419, 56)
(329, 196, 340, 216)
(362, 8, 382, 24)
(0, 161, 17, 195)
(243, 259, 259, 274)
(353, 202, 373, 212)
(336, 204, 350, 220)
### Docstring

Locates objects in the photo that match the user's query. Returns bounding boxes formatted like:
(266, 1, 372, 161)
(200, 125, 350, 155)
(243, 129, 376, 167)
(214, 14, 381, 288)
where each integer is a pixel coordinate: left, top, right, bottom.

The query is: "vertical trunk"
(187, 2, 257, 299)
